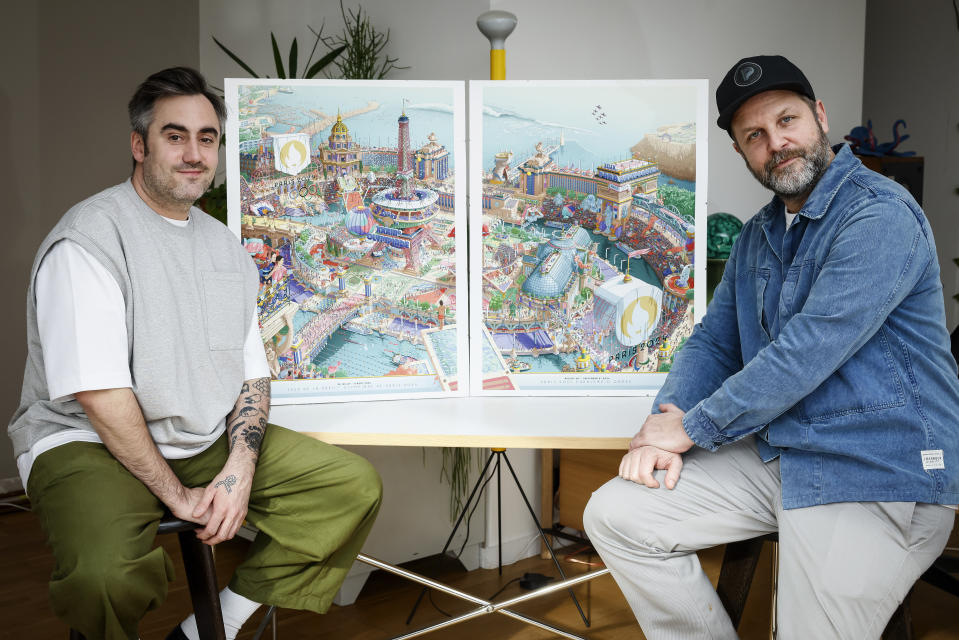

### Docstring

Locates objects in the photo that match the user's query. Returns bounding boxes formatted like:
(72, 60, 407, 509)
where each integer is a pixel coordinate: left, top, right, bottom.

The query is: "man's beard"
(748, 127, 832, 202)
(141, 152, 212, 208)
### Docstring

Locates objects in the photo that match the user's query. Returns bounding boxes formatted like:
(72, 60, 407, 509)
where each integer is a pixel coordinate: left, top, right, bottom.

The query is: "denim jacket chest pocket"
(781, 258, 818, 317)
(737, 266, 772, 361)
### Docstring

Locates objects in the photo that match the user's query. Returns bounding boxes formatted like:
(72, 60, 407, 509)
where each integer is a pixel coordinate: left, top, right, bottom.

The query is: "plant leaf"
(301, 23, 324, 78)
(212, 36, 260, 78)
(288, 37, 298, 79)
(271, 33, 286, 78)
(305, 45, 345, 78)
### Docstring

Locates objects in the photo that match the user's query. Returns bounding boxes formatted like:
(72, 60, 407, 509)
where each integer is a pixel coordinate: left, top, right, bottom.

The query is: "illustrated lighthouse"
(395, 104, 414, 198)
(369, 104, 441, 273)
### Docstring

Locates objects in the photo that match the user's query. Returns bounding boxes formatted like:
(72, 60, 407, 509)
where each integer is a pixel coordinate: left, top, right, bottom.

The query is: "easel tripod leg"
(496, 451, 503, 575)
(501, 451, 591, 627)
(406, 450, 498, 624)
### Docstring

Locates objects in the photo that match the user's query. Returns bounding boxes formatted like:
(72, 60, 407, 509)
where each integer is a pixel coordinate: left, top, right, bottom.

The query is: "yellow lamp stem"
(490, 49, 506, 81)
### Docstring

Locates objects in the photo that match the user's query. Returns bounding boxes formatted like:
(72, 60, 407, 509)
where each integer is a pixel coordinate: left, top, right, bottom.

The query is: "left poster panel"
(225, 79, 468, 404)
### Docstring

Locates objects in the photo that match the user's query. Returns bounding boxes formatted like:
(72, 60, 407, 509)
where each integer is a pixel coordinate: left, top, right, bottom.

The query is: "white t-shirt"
(17, 215, 270, 487)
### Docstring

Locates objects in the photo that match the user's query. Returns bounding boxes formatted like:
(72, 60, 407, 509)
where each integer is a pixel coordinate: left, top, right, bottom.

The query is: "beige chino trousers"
(583, 436, 954, 640)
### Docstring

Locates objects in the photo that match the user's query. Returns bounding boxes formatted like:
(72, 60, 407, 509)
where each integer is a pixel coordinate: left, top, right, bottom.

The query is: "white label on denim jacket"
(921, 450, 945, 470)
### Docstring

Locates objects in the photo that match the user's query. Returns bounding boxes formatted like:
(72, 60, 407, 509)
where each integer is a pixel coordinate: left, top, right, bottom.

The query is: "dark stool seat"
(70, 514, 225, 640)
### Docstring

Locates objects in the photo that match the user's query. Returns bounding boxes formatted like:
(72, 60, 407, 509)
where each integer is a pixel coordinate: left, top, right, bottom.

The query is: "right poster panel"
(469, 80, 708, 396)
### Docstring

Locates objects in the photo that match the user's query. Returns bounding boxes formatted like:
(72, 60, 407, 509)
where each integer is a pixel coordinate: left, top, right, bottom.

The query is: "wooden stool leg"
(769, 540, 778, 640)
(882, 589, 914, 640)
(177, 531, 226, 640)
(716, 537, 766, 629)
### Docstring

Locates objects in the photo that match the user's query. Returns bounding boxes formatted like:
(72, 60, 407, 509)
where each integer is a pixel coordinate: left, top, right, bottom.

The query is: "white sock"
(220, 587, 263, 638)
(178, 587, 262, 640)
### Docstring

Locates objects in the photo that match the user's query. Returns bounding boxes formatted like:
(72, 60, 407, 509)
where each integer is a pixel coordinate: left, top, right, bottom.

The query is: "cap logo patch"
(734, 62, 762, 87)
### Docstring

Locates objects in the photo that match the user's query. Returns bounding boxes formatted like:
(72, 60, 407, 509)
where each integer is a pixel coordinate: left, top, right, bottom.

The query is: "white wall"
(863, 0, 959, 331)
(198, 0, 868, 570)
(0, 2, 39, 492)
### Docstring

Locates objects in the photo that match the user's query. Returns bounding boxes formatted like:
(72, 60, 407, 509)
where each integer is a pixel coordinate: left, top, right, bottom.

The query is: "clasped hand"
(619, 403, 694, 489)
(171, 458, 253, 546)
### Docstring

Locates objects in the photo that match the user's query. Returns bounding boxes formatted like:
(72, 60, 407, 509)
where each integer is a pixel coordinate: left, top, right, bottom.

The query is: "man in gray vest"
(9, 67, 382, 640)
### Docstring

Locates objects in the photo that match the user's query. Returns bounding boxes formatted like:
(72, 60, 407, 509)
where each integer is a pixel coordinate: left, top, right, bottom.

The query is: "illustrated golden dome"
(331, 112, 349, 136)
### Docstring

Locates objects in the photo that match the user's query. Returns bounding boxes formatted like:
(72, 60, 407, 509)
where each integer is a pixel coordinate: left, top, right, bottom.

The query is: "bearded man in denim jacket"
(584, 55, 959, 639)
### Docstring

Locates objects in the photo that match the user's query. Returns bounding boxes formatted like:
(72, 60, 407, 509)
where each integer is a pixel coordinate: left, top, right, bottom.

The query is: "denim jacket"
(657, 145, 959, 508)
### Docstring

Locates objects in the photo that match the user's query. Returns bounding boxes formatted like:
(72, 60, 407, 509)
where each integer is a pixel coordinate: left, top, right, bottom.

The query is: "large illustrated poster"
(469, 80, 707, 396)
(226, 80, 467, 404)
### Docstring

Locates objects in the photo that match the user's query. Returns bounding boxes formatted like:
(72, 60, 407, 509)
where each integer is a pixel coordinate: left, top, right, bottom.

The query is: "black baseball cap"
(716, 55, 815, 135)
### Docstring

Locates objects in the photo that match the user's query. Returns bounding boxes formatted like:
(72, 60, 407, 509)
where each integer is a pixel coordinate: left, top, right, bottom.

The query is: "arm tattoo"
(215, 474, 237, 494)
(253, 378, 271, 395)
(226, 377, 271, 460)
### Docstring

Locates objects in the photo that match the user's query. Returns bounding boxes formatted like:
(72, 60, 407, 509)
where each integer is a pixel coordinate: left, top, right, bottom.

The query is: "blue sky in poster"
(481, 83, 698, 174)
(243, 84, 457, 166)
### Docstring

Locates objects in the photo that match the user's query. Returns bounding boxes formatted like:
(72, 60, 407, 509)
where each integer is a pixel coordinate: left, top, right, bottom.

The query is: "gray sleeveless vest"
(8, 180, 259, 458)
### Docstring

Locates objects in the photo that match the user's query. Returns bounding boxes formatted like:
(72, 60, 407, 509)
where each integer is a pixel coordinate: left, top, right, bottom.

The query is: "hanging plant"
(434, 447, 483, 522)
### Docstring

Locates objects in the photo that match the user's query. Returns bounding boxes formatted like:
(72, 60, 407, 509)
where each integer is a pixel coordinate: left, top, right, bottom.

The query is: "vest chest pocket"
(201, 271, 246, 351)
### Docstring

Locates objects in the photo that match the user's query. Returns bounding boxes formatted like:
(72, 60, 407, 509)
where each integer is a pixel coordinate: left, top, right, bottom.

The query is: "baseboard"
(480, 532, 558, 569)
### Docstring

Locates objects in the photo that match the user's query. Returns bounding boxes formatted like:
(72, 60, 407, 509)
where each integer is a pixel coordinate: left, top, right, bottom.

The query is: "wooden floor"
(2, 507, 957, 639)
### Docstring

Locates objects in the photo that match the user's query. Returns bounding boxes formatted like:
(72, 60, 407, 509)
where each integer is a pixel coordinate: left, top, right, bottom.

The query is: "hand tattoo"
(215, 474, 237, 494)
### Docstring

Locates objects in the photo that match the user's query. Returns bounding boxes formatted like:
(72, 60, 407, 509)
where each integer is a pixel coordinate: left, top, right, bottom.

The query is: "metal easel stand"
(358, 554, 607, 640)
(383, 447, 603, 639)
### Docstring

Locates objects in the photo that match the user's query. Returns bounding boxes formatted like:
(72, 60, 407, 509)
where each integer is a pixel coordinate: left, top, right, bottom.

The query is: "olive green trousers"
(27, 425, 382, 640)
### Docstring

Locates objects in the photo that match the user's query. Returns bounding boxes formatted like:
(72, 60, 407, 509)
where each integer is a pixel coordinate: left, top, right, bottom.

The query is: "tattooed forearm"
(226, 377, 271, 460)
(253, 378, 270, 395)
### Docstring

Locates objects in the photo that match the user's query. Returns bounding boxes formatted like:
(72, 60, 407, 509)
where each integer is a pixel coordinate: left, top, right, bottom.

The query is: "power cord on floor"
(427, 588, 453, 618)
(424, 465, 506, 619)
(487, 576, 522, 601)
(453, 466, 496, 559)
(426, 467, 496, 618)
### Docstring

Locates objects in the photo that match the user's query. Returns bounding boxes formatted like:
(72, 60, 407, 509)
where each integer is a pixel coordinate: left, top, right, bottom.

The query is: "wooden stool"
(69, 514, 225, 640)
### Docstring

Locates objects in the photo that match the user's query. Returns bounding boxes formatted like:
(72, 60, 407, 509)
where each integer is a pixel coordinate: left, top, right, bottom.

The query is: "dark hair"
(128, 67, 226, 165)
